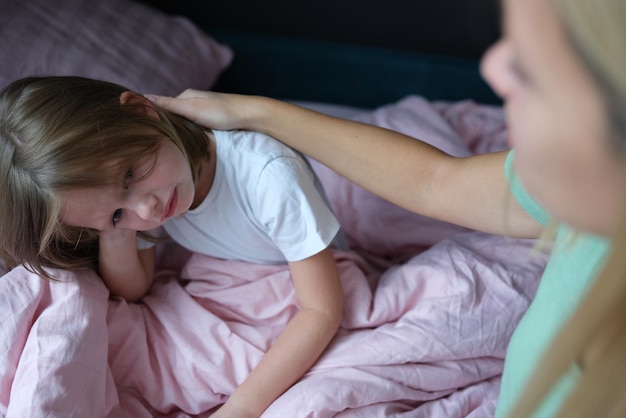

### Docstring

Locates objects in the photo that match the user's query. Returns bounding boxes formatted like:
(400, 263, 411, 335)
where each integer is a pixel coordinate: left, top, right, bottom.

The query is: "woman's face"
(481, 0, 626, 236)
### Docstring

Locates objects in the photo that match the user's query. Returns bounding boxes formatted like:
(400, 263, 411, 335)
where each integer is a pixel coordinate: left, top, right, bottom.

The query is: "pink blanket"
(0, 96, 547, 417)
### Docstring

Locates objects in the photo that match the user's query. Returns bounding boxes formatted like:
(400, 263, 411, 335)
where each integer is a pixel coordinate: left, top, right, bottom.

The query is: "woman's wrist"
(240, 95, 278, 133)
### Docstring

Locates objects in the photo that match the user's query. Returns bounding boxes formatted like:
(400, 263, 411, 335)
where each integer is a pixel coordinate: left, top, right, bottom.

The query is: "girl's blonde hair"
(508, 0, 626, 417)
(0, 76, 210, 279)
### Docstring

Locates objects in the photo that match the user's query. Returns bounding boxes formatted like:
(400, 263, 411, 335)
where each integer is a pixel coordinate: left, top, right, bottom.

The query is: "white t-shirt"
(139, 129, 346, 264)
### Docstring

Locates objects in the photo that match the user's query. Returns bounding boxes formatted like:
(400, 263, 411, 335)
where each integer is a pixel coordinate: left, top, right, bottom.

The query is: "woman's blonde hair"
(0, 76, 210, 279)
(508, 0, 626, 417)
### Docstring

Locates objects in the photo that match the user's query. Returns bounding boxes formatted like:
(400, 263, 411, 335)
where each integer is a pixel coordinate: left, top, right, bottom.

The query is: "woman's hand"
(147, 90, 254, 131)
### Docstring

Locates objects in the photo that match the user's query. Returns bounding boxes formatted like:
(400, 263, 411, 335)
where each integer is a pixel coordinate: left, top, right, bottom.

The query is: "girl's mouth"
(162, 188, 178, 221)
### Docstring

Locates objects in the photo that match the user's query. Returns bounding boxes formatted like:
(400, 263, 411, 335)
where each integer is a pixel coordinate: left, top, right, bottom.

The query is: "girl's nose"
(130, 193, 159, 221)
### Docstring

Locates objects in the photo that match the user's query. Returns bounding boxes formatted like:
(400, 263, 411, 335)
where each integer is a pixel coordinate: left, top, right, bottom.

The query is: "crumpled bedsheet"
(0, 96, 547, 417)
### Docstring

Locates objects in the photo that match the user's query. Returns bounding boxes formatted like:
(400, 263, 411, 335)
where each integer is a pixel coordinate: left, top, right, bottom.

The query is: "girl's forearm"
(220, 306, 341, 417)
(98, 230, 155, 302)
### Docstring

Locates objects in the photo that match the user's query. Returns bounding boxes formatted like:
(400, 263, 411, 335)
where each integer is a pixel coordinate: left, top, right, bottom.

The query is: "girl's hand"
(146, 90, 254, 131)
(209, 401, 255, 418)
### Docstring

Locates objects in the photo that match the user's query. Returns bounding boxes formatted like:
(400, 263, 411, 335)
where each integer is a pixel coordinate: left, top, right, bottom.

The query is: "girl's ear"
(119, 91, 159, 119)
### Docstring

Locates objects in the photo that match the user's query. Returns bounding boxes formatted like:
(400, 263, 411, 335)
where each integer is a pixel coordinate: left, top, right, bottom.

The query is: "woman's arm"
(98, 228, 156, 302)
(150, 92, 542, 238)
(212, 247, 343, 418)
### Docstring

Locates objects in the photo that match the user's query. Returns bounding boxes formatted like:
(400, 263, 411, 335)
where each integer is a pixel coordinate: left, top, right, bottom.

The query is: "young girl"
(148, 0, 626, 417)
(0, 76, 346, 418)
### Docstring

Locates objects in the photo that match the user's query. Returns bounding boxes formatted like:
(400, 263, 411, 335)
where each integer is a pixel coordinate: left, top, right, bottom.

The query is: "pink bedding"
(0, 96, 547, 418)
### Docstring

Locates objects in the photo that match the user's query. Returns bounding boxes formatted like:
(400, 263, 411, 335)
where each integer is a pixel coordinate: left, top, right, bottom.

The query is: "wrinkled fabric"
(0, 97, 546, 417)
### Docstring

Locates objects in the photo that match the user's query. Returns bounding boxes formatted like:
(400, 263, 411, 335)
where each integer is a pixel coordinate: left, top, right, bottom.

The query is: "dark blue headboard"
(140, 0, 502, 107)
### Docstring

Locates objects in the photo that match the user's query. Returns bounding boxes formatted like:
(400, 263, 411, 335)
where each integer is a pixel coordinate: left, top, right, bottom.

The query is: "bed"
(0, 0, 546, 417)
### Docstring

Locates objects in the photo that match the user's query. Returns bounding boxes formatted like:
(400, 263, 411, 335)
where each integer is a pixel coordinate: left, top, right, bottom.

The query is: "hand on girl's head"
(146, 90, 245, 132)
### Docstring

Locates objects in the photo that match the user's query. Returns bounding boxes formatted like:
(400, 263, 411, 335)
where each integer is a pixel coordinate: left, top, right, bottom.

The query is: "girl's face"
(60, 138, 196, 233)
(481, 0, 626, 236)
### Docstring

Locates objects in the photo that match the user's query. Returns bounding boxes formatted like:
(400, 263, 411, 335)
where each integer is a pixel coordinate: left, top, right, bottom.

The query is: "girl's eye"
(112, 208, 123, 226)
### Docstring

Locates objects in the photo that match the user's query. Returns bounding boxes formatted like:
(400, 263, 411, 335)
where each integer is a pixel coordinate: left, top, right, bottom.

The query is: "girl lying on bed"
(0, 76, 347, 418)
(147, 0, 626, 417)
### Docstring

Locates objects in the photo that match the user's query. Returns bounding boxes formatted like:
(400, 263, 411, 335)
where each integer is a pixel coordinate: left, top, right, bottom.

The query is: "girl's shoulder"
(213, 129, 301, 161)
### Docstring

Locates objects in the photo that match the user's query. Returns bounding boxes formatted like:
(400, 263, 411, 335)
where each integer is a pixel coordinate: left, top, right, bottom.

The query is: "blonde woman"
(148, 0, 626, 416)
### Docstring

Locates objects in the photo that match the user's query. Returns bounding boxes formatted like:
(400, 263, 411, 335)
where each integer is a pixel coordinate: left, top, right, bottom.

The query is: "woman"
(149, 0, 626, 416)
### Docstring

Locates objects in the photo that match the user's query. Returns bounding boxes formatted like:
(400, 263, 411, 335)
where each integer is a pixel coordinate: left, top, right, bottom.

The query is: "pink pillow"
(1, 0, 233, 95)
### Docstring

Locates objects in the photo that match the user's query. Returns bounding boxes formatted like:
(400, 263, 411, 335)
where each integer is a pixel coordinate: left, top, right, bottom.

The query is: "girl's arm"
(150, 92, 542, 239)
(212, 247, 343, 418)
(98, 228, 156, 302)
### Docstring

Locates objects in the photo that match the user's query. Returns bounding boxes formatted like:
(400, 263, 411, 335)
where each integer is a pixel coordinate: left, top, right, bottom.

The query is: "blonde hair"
(508, 0, 626, 417)
(0, 76, 210, 279)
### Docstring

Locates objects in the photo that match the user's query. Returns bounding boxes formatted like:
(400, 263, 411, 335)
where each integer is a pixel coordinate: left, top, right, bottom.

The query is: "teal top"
(494, 151, 610, 418)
